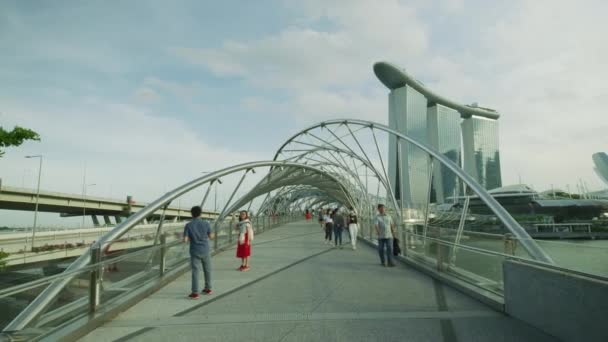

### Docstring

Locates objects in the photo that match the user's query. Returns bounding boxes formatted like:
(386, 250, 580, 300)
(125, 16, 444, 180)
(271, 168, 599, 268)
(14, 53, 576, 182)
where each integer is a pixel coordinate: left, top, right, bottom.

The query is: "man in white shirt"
(374, 204, 396, 267)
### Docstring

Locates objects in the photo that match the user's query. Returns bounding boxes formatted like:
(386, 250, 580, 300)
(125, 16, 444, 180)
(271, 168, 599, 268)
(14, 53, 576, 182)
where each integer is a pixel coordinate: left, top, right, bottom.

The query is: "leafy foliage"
(0, 126, 40, 157)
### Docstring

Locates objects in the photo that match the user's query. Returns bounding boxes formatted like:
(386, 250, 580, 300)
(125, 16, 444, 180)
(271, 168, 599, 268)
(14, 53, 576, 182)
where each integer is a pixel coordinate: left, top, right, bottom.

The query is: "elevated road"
(0, 185, 217, 224)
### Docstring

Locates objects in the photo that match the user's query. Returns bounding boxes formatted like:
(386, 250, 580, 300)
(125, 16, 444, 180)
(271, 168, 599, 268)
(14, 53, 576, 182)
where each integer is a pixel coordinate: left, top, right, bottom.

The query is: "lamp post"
(25, 155, 42, 251)
(82, 183, 96, 228)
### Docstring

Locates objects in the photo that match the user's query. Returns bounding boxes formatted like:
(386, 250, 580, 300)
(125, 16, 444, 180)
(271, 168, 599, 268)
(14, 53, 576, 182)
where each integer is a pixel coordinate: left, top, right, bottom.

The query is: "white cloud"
(142, 77, 204, 99)
(133, 87, 161, 103)
(172, 0, 608, 191)
(173, 0, 429, 125)
(0, 99, 259, 213)
(2, 0, 607, 230)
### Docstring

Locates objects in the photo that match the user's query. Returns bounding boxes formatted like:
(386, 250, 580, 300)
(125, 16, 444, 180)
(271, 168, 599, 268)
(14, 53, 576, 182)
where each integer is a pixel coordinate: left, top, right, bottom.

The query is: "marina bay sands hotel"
(374, 62, 502, 206)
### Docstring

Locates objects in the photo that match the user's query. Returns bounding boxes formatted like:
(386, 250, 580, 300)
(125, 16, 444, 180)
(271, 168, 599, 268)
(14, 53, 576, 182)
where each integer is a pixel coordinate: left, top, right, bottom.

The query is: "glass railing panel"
(0, 282, 50, 331)
(36, 269, 93, 329)
(529, 239, 608, 278)
(101, 247, 157, 284)
(164, 241, 188, 269)
(97, 248, 160, 305)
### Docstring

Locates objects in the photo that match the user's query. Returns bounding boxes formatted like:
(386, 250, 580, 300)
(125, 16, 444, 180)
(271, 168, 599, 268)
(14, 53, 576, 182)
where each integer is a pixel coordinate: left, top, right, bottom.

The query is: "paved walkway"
(81, 222, 557, 342)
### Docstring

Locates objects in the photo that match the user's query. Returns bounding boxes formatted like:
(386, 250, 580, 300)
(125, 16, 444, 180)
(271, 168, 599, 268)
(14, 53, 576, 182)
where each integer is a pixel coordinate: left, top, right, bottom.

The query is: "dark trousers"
(325, 222, 333, 241)
(334, 225, 343, 245)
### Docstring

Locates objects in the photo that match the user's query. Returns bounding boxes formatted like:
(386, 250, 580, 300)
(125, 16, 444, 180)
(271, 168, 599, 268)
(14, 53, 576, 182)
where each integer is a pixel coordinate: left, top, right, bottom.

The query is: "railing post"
(213, 219, 219, 251)
(89, 245, 101, 314)
(401, 228, 407, 257)
(436, 229, 444, 272)
(160, 233, 167, 276)
(229, 215, 234, 243)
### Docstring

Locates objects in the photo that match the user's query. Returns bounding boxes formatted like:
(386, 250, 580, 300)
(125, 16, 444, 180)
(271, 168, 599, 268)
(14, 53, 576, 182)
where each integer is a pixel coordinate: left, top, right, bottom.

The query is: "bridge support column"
(115, 216, 122, 224)
(103, 216, 112, 226)
(91, 215, 100, 227)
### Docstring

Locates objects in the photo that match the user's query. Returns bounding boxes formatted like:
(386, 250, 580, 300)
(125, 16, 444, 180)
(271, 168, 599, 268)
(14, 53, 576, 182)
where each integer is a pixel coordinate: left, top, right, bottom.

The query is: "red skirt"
(236, 232, 251, 258)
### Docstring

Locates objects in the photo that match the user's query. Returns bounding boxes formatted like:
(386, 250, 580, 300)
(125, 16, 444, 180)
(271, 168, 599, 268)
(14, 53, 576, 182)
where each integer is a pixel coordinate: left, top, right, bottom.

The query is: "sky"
(1, 0, 607, 226)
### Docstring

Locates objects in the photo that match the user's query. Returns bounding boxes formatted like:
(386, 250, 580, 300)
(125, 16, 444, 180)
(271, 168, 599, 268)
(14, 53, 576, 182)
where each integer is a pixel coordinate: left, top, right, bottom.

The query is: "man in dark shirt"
(184, 206, 214, 299)
(333, 209, 345, 249)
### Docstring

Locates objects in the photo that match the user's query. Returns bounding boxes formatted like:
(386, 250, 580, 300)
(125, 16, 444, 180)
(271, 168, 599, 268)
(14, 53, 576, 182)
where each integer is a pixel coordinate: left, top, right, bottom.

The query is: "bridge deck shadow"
(80, 222, 557, 342)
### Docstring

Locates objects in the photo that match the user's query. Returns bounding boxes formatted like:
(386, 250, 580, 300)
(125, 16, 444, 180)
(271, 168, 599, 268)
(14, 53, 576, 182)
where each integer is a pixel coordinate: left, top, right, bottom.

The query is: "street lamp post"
(82, 183, 96, 228)
(25, 155, 42, 251)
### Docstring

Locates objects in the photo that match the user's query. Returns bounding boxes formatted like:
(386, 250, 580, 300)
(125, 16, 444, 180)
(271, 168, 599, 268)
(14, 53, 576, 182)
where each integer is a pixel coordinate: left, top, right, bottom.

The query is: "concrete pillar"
(103, 216, 112, 226)
(91, 215, 100, 227)
(115, 216, 122, 224)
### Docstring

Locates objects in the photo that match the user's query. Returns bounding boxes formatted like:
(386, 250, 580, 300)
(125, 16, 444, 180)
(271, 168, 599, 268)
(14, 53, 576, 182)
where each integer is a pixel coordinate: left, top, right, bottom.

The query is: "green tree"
(0, 126, 40, 157)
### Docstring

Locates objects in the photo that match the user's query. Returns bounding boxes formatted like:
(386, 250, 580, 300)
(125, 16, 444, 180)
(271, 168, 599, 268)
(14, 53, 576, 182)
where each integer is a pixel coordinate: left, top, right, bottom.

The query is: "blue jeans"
(191, 253, 212, 293)
(334, 225, 343, 245)
(378, 238, 393, 265)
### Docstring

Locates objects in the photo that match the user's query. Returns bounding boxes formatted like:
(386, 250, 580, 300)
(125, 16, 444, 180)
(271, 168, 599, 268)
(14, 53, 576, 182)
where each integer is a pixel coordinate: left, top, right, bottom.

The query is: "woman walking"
(323, 209, 333, 244)
(305, 209, 312, 222)
(348, 207, 359, 250)
(236, 210, 254, 271)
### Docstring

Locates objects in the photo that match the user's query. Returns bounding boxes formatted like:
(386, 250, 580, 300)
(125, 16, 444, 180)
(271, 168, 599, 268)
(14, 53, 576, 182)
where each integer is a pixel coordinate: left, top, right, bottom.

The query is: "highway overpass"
(0, 185, 217, 225)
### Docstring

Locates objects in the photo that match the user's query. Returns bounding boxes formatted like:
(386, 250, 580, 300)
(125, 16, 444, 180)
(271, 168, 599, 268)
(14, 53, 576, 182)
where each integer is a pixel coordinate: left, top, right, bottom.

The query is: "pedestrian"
(323, 209, 333, 244)
(305, 209, 312, 221)
(348, 207, 359, 250)
(184, 206, 214, 299)
(236, 210, 254, 271)
(375, 204, 396, 267)
(318, 208, 325, 228)
(333, 209, 345, 249)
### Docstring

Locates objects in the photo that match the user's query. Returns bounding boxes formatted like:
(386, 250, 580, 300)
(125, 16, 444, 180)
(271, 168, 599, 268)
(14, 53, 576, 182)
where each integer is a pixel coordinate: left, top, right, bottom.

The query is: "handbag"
(393, 238, 401, 256)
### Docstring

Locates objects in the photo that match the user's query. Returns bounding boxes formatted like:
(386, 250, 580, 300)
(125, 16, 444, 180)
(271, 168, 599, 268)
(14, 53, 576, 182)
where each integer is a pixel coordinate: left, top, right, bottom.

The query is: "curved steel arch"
(274, 138, 397, 217)
(5, 161, 359, 331)
(273, 119, 552, 264)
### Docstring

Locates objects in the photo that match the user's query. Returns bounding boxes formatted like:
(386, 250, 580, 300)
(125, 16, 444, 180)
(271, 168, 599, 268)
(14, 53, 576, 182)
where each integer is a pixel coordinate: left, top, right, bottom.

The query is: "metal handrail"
(0, 239, 183, 299)
(404, 231, 608, 282)
(2, 228, 184, 264)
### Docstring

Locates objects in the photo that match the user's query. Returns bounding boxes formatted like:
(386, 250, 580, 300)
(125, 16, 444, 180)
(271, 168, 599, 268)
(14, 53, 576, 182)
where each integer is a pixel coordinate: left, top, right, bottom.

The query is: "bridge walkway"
(81, 222, 557, 342)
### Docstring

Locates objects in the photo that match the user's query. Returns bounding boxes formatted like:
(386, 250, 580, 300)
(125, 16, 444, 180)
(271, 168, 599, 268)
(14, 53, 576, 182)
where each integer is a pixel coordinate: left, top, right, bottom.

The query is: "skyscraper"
(374, 61, 502, 205)
(387, 85, 429, 207)
(461, 116, 502, 191)
(427, 104, 462, 202)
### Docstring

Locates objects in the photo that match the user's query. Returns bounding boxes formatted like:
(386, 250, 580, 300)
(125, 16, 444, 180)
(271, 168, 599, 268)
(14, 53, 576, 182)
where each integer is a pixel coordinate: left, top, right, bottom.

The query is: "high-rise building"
(427, 104, 462, 202)
(461, 116, 502, 190)
(387, 85, 429, 207)
(374, 61, 502, 205)
(592, 152, 608, 186)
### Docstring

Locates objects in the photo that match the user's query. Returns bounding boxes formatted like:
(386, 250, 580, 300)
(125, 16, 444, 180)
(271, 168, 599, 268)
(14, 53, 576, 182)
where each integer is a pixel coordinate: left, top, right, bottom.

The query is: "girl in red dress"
(305, 209, 312, 221)
(235, 210, 253, 271)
